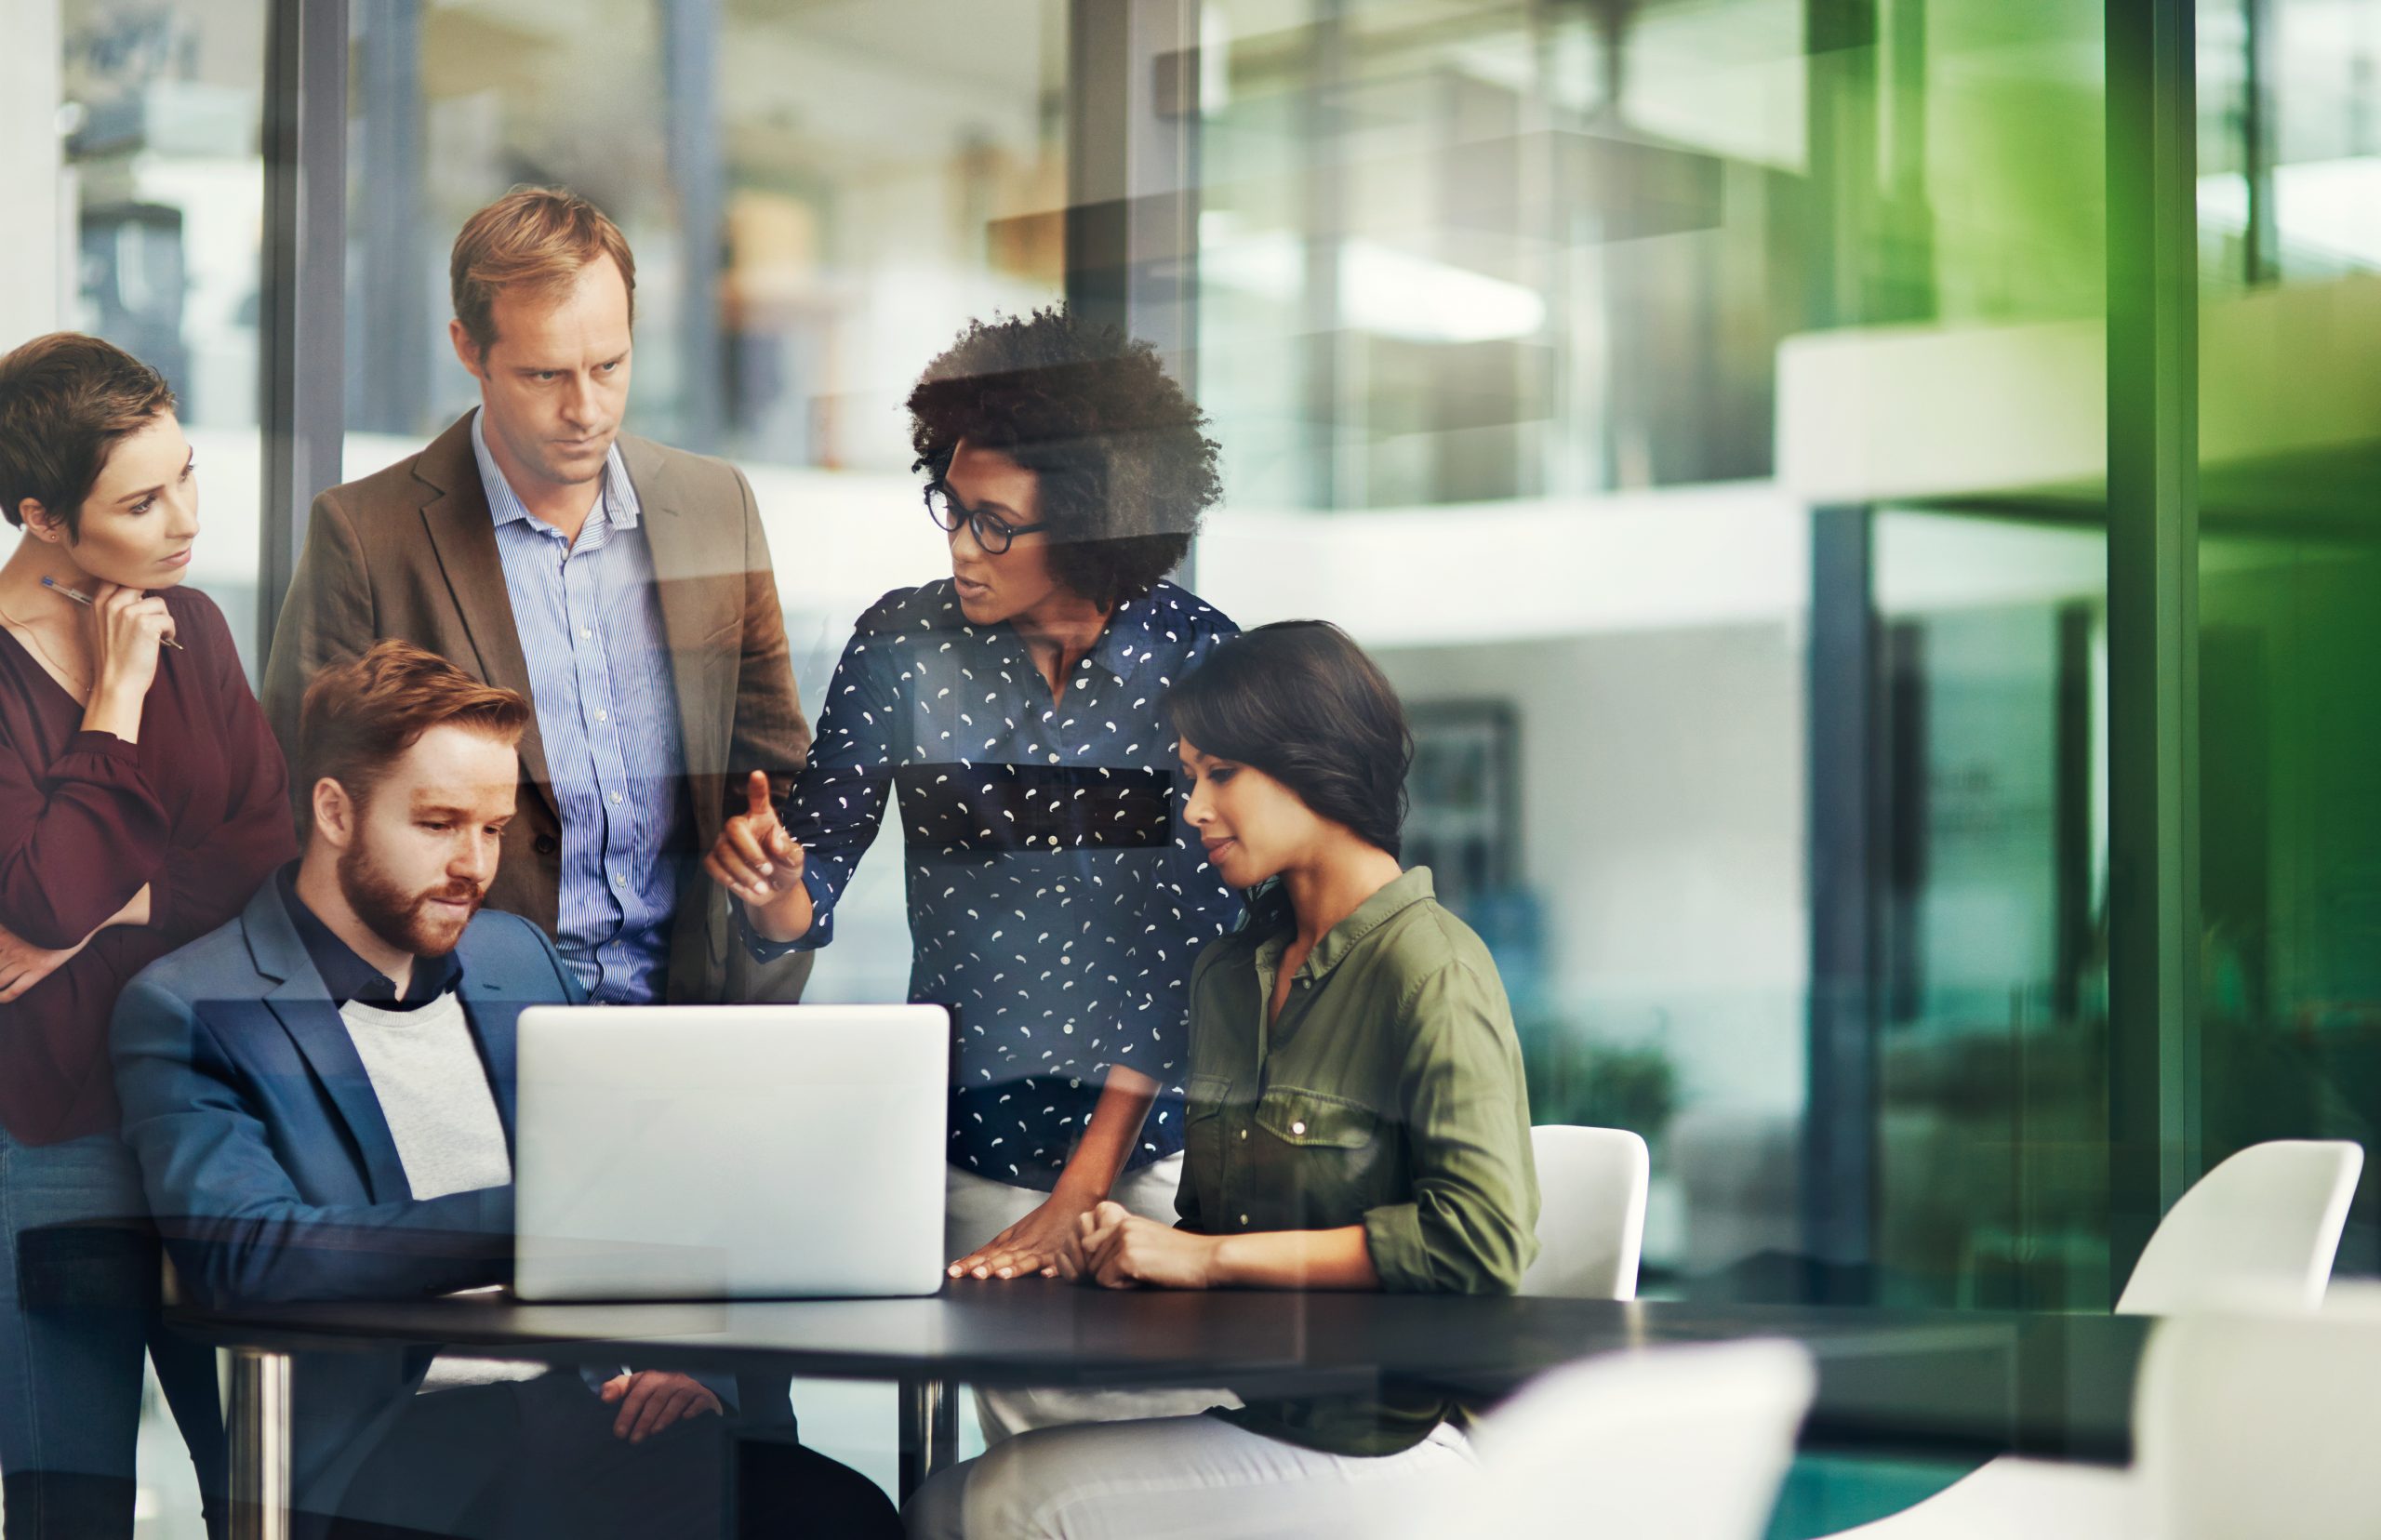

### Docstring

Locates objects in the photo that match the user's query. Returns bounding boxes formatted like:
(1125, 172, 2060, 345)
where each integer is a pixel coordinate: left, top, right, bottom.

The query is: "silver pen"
(41, 576, 184, 648)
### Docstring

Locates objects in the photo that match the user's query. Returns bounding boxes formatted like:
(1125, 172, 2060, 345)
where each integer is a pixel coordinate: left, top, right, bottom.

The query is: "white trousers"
(943, 1158, 1239, 1443)
(902, 1414, 1477, 1540)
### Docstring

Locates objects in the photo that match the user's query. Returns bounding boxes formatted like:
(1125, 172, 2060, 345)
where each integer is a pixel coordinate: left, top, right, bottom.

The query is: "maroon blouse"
(0, 586, 298, 1145)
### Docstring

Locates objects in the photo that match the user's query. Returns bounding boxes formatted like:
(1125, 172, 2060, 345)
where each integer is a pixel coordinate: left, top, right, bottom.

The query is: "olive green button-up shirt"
(1178, 866, 1539, 1456)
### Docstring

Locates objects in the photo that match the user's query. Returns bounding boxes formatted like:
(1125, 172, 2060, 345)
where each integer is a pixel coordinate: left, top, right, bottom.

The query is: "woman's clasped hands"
(1072, 1201, 1223, 1291)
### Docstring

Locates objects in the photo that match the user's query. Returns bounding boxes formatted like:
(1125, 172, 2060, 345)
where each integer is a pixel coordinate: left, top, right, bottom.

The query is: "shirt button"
(579, 627, 592, 641)
(595, 709, 609, 723)
(1291, 1121, 1307, 1135)
(612, 873, 627, 889)
(608, 790, 622, 804)
(1238, 1129, 1247, 1141)
(1239, 1214, 1250, 1227)
(1047, 752, 1060, 764)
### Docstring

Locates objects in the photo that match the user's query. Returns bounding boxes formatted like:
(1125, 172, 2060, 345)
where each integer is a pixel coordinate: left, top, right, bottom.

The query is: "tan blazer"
(260, 411, 814, 1005)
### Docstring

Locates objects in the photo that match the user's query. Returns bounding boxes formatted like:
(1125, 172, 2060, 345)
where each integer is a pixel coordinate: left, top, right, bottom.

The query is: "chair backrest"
(1519, 1124, 1650, 1300)
(1396, 1341, 1815, 1540)
(2135, 1284, 2381, 1539)
(2115, 1139, 2362, 1315)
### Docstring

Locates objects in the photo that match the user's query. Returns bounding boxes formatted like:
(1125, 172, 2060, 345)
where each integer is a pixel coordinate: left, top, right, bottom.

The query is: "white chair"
(1519, 1123, 1650, 1300)
(1391, 1340, 1816, 1540)
(2135, 1282, 2381, 1539)
(2114, 1139, 2361, 1314)
(1822, 1138, 2363, 1540)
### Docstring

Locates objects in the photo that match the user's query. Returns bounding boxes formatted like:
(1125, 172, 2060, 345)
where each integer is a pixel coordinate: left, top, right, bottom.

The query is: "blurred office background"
(3, 0, 2376, 1533)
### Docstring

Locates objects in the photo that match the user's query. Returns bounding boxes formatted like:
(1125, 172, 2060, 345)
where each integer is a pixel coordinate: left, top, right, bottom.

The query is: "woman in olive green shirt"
(903, 621, 1540, 1540)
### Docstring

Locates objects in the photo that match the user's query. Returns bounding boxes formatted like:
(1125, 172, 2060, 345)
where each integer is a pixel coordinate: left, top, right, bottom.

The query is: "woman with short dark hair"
(904, 620, 1541, 1539)
(0, 332, 297, 1536)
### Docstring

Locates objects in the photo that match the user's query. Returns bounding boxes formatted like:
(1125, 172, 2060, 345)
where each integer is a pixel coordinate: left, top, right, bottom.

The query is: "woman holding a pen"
(0, 333, 297, 1538)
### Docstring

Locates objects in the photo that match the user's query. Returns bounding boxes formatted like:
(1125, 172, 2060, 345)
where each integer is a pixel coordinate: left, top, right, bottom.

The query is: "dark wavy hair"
(1168, 621, 1414, 860)
(906, 308, 1221, 609)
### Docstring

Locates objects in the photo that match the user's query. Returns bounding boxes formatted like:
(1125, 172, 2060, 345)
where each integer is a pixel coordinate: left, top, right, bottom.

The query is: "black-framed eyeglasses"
(924, 483, 1049, 555)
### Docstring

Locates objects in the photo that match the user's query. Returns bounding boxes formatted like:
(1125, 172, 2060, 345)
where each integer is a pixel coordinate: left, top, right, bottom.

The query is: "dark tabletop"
(166, 1280, 2149, 1464)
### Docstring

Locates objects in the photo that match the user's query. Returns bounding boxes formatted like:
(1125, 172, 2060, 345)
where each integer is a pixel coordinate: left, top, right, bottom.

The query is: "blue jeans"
(0, 1123, 226, 1539)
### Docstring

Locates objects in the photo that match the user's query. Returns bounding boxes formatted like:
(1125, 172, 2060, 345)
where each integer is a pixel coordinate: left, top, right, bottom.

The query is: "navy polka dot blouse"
(748, 579, 1242, 1191)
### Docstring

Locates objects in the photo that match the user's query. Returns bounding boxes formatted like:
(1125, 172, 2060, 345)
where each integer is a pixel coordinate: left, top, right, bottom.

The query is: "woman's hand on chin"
(1077, 1201, 1224, 1290)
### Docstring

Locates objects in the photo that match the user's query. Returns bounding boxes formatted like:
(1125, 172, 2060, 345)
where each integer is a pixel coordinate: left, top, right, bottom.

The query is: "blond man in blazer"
(262, 187, 811, 1006)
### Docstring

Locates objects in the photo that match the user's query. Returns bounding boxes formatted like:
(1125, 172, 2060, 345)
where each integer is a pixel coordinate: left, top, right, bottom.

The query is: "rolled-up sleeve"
(1363, 962, 1540, 1295)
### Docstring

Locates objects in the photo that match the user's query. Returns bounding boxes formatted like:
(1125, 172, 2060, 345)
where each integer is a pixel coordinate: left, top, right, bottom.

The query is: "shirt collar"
(469, 408, 641, 538)
(1081, 587, 1169, 684)
(276, 865, 463, 1010)
(942, 581, 1168, 687)
(1255, 866, 1439, 986)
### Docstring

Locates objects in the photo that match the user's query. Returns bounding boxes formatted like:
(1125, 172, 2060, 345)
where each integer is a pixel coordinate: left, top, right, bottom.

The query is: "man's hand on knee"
(599, 1371, 723, 1442)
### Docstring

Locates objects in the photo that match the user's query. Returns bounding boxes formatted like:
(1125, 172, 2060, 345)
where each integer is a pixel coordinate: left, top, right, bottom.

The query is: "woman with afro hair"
(703, 307, 1243, 1437)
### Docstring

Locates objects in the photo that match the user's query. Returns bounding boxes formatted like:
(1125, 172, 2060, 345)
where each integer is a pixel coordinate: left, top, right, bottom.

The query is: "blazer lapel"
(619, 434, 736, 843)
(458, 961, 519, 1144)
(414, 415, 558, 818)
(243, 888, 413, 1204)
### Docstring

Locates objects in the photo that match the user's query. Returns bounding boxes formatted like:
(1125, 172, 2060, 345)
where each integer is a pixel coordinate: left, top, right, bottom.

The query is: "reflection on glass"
(1872, 512, 2109, 1310)
(1192, 0, 2110, 1311)
(2196, 0, 2381, 1274)
(61, 0, 268, 672)
(341, 0, 1071, 1007)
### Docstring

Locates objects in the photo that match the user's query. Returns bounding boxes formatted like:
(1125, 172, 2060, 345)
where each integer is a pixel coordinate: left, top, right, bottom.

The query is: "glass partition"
(1190, 0, 2110, 1317)
(5, 1, 2309, 1535)
(60, 0, 271, 675)
(7, 4, 272, 1533)
(2194, 0, 2381, 1275)
(334, 0, 1081, 1490)
(325, 0, 2128, 1318)
(341, 0, 1071, 1011)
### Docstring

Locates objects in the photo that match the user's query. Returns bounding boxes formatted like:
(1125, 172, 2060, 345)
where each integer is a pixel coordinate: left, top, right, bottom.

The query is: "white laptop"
(511, 1004, 949, 1301)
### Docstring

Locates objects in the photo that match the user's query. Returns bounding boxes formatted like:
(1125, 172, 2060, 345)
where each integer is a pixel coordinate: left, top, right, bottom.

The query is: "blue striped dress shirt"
(472, 412, 690, 1003)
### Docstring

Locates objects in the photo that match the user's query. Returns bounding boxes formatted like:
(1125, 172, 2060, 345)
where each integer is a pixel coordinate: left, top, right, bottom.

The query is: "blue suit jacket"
(111, 881, 584, 1515)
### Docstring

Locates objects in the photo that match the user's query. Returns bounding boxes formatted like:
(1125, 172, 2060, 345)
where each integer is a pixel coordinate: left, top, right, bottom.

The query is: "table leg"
(228, 1346, 292, 1540)
(898, 1376, 959, 1501)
